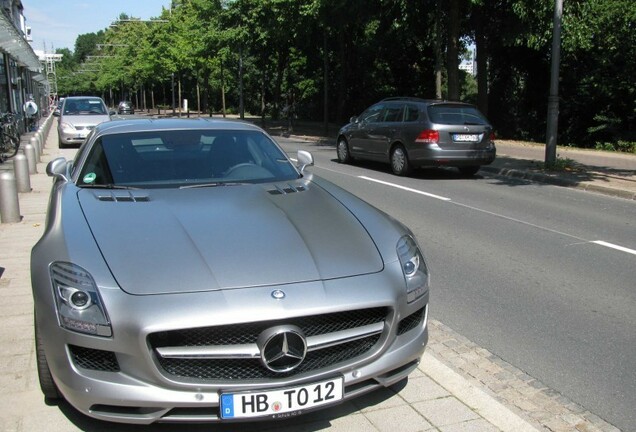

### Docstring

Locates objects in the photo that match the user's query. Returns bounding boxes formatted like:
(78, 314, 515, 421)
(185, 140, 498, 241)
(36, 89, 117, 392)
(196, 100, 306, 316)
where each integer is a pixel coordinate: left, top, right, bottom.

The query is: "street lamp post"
(545, 0, 563, 166)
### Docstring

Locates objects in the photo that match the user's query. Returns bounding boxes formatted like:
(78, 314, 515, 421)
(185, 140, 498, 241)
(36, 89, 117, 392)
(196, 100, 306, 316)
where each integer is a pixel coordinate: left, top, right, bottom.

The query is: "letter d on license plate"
(220, 377, 343, 419)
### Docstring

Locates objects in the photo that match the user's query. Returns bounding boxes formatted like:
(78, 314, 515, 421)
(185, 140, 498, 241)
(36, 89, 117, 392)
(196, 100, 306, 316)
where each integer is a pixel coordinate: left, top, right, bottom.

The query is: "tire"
(35, 314, 61, 400)
(458, 165, 480, 177)
(336, 137, 352, 164)
(390, 145, 411, 176)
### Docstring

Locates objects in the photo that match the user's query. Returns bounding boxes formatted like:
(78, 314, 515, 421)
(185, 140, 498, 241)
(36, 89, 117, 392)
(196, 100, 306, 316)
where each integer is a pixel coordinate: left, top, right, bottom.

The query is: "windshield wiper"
(80, 184, 139, 190)
(180, 182, 247, 189)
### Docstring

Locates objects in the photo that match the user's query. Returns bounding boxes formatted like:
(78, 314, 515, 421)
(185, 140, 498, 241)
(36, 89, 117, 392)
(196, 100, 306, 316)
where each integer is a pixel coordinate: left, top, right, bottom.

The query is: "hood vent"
(96, 192, 150, 202)
(267, 184, 307, 196)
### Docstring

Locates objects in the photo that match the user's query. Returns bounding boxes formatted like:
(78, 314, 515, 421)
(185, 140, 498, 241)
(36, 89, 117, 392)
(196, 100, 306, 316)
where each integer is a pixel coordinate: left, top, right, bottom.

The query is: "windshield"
(63, 98, 108, 115)
(77, 129, 300, 188)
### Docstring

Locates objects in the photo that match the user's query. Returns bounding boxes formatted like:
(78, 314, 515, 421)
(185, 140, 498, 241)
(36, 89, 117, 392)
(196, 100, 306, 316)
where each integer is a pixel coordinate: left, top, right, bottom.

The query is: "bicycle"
(0, 112, 20, 162)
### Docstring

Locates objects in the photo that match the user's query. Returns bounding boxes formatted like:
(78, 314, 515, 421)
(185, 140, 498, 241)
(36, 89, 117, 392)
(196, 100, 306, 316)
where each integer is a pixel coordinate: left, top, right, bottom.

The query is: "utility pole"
(545, 0, 563, 166)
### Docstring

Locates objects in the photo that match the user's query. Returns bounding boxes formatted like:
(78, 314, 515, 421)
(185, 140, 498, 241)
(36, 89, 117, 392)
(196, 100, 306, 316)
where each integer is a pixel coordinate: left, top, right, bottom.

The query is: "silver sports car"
(31, 118, 430, 424)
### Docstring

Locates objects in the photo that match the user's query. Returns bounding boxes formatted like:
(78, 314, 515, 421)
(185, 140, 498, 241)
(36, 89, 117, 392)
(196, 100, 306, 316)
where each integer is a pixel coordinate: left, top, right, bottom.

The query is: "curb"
(420, 352, 540, 432)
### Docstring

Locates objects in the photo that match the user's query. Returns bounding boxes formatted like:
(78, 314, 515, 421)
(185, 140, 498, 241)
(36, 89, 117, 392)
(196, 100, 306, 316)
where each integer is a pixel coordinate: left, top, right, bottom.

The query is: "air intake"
(96, 192, 150, 202)
(267, 184, 307, 195)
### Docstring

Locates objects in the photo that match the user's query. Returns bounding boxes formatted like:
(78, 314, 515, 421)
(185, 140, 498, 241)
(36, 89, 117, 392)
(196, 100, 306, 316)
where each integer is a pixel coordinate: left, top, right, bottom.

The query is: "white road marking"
(358, 176, 452, 201)
(591, 241, 636, 256)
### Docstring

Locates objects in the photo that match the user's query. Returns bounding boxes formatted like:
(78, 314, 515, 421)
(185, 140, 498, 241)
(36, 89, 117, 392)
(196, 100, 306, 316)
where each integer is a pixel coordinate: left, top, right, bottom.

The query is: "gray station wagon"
(337, 97, 496, 176)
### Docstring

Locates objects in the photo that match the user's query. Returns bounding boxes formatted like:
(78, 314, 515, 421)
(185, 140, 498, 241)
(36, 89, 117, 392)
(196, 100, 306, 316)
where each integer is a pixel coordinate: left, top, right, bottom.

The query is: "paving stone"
(440, 418, 501, 432)
(365, 405, 431, 432)
(412, 397, 479, 427)
(397, 375, 450, 404)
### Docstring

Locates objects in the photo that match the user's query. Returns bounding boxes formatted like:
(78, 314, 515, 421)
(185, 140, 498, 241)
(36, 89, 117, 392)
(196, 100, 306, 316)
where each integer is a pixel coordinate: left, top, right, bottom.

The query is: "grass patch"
(541, 157, 579, 172)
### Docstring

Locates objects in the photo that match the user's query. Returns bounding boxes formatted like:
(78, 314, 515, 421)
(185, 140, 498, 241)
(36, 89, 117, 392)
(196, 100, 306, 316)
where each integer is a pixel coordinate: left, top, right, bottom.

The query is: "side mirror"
(46, 157, 70, 182)
(349, 116, 358, 124)
(109, 110, 117, 116)
(297, 150, 314, 174)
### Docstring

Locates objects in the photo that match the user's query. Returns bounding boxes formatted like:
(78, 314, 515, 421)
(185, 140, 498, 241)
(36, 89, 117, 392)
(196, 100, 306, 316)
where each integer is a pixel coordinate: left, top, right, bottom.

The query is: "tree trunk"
(475, 4, 488, 115)
(434, 0, 443, 99)
(446, 0, 460, 101)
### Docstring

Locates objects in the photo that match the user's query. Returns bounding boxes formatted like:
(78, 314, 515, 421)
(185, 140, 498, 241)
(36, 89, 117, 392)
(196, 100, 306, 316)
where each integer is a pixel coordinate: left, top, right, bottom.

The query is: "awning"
(0, 12, 43, 73)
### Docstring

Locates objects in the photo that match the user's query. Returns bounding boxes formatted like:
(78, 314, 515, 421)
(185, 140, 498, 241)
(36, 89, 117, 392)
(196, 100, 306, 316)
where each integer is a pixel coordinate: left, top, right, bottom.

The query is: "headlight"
(50, 262, 112, 337)
(60, 122, 76, 132)
(397, 235, 429, 303)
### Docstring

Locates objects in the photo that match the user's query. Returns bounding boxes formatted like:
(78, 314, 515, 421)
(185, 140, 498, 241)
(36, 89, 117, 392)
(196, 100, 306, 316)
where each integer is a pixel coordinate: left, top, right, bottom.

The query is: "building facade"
(0, 0, 48, 132)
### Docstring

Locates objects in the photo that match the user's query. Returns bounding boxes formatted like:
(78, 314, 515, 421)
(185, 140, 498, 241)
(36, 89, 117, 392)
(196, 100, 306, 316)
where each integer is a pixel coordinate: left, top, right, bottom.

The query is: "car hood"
(78, 183, 383, 295)
(62, 114, 110, 126)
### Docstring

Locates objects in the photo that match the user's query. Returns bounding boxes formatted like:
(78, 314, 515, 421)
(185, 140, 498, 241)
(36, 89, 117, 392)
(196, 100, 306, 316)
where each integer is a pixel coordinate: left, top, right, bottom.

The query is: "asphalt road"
(276, 137, 636, 431)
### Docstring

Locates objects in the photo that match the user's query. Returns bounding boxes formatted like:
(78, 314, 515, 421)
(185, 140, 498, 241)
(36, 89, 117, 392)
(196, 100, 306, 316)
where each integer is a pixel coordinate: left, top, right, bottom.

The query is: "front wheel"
(390, 145, 411, 176)
(337, 138, 352, 164)
(35, 314, 61, 400)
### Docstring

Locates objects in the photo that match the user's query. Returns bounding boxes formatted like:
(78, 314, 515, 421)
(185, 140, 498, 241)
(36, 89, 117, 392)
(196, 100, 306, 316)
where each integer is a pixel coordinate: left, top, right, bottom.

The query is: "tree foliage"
(54, 0, 634, 149)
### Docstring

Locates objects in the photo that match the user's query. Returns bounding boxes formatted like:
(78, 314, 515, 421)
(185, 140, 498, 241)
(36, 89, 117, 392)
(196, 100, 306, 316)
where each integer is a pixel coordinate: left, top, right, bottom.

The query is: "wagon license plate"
(452, 133, 479, 142)
(220, 377, 343, 419)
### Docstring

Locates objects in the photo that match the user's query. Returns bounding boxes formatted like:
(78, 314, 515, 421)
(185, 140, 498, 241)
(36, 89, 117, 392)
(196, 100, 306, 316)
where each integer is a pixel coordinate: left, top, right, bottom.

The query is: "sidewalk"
(0, 117, 622, 432)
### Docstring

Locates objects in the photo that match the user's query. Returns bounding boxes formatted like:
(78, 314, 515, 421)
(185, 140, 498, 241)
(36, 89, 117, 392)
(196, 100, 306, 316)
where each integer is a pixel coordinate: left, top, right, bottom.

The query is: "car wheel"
(390, 145, 411, 176)
(35, 314, 61, 400)
(337, 137, 352, 164)
(458, 165, 480, 177)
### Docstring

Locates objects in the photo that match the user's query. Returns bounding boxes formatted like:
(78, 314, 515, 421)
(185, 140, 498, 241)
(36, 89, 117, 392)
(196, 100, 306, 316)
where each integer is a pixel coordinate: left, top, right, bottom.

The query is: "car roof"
(380, 97, 476, 107)
(93, 118, 265, 137)
(64, 96, 103, 100)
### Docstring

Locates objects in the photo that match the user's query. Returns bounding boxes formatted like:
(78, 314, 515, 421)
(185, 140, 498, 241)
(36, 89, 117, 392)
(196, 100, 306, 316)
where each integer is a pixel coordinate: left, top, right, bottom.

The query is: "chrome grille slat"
(155, 321, 384, 360)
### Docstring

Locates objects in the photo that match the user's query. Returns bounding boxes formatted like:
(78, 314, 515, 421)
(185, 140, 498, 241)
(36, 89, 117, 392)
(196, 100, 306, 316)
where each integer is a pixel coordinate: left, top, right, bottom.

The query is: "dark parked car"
(337, 97, 496, 176)
(32, 118, 430, 424)
(117, 101, 134, 114)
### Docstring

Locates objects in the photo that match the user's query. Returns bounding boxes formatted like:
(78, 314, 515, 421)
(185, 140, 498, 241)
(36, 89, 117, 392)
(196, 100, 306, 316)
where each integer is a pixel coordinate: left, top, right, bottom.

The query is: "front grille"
(149, 307, 387, 381)
(157, 334, 381, 380)
(69, 345, 120, 372)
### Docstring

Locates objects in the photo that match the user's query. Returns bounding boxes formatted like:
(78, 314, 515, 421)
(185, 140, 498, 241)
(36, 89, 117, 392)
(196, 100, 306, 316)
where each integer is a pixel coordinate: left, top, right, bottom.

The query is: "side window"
(359, 104, 384, 123)
(404, 104, 419, 122)
(77, 139, 112, 185)
(382, 104, 404, 122)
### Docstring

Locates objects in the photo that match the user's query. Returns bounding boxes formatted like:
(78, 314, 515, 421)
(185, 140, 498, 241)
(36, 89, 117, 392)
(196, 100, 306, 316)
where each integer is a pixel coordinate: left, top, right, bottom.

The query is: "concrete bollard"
(38, 128, 46, 151)
(0, 171, 21, 223)
(30, 136, 41, 163)
(35, 130, 43, 148)
(13, 153, 31, 192)
(23, 143, 37, 174)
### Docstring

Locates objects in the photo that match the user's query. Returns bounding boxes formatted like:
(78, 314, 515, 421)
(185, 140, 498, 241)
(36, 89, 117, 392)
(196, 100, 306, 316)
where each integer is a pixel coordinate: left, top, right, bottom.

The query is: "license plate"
(452, 133, 480, 142)
(220, 377, 343, 419)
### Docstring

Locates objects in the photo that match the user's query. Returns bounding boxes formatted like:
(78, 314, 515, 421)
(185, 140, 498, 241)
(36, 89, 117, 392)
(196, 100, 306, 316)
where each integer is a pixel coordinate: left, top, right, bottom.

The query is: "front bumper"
(58, 127, 90, 145)
(35, 268, 429, 424)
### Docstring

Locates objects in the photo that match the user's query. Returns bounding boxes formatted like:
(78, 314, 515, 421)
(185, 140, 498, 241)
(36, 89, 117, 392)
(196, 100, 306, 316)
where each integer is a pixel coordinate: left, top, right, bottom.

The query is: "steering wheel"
(224, 163, 260, 176)
(223, 163, 273, 179)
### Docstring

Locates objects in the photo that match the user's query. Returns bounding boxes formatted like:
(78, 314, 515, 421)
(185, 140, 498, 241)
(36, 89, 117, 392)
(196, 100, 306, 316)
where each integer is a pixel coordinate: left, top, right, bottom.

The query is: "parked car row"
(37, 93, 495, 424)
